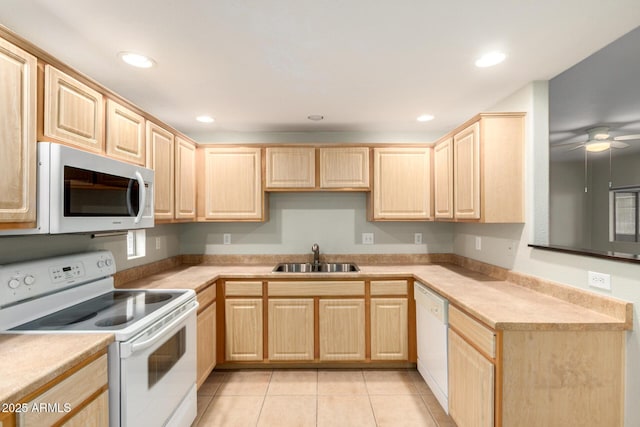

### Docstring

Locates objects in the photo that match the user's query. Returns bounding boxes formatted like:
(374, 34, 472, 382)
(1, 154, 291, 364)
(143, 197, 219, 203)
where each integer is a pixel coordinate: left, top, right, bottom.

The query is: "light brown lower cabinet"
(319, 299, 365, 361)
(15, 352, 109, 427)
(268, 298, 314, 361)
(448, 305, 625, 427)
(225, 298, 263, 361)
(197, 301, 216, 387)
(448, 329, 494, 427)
(61, 390, 109, 427)
(370, 298, 408, 360)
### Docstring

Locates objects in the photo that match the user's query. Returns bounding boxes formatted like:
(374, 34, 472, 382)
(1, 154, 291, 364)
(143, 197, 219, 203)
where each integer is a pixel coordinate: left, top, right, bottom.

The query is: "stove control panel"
(0, 250, 116, 308)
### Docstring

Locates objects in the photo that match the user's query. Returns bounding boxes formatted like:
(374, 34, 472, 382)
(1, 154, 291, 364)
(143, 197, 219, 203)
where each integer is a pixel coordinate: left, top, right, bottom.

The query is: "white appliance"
(2, 142, 154, 235)
(0, 251, 197, 427)
(414, 281, 449, 413)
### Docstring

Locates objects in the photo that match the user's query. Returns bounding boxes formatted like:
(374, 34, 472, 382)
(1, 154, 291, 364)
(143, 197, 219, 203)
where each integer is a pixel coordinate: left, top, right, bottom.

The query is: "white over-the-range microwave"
(2, 142, 154, 235)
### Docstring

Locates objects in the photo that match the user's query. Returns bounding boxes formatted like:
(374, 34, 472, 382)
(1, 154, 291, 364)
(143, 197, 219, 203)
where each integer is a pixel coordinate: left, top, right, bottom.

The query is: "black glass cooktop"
(11, 290, 182, 331)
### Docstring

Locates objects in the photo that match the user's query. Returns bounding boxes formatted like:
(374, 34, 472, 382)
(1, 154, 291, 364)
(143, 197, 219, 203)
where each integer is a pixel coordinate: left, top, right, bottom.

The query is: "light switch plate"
(475, 236, 482, 250)
(223, 233, 231, 245)
(362, 233, 374, 244)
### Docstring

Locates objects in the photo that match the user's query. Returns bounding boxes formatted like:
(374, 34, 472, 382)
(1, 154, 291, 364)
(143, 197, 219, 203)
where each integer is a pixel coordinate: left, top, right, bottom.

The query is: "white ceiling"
(1, 1, 639, 142)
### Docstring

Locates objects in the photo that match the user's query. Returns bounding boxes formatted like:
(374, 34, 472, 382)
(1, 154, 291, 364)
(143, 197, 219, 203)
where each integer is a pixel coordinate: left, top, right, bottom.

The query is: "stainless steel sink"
(272, 262, 359, 273)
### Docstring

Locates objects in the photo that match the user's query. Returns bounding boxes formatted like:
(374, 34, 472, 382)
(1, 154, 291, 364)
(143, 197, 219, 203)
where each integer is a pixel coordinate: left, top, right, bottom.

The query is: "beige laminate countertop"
(118, 263, 630, 332)
(0, 333, 113, 405)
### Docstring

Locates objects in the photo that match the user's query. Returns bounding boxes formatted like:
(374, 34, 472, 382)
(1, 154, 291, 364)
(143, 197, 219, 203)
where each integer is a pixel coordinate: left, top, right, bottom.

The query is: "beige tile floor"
(193, 369, 457, 427)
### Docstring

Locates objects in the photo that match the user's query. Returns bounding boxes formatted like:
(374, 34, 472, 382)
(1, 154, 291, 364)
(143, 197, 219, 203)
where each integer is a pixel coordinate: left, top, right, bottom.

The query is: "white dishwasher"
(414, 281, 449, 413)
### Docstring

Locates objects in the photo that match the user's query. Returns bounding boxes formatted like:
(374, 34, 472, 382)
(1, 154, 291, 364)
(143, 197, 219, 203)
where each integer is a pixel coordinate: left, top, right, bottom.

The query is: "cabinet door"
(319, 299, 365, 361)
(268, 299, 314, 361)
(225, 298, 263, 361)
(434, 138, 454, 219)
(197, 301, 216, 387)
(202, 147, 263, 220)
(44, 65, 104, 153)
(448, 329, 494, 427)
(453, 122, 480, 219)
(106, 99, 145, 165)
(0, 37, 37, 225)
(61, 390, 109, 427)
(372, 147, 432, 220)
(175, 137, 197, 220)
(265, 146, 316, 189)
(319, 147, 370, 188)
(370, 298, 408, 360)
(146, 121, 174, 220)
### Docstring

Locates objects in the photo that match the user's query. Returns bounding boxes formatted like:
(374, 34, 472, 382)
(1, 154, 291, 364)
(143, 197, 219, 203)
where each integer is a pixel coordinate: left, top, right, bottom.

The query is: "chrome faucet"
(311, 243, 320, 266)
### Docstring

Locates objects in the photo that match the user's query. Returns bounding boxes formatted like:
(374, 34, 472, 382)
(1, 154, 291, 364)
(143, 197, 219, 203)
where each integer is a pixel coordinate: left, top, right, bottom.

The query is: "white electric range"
(0, 251, 198, 427)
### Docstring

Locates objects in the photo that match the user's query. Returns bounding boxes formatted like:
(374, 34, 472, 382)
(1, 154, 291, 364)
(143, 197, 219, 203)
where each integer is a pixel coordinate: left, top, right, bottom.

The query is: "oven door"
(119, 302, 197, 427)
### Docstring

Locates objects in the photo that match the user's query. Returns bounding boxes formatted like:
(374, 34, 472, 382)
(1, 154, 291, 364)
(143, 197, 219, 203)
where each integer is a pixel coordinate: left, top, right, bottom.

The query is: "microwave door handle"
(133, 171, 146, 224)
(120, 303, 198, 359)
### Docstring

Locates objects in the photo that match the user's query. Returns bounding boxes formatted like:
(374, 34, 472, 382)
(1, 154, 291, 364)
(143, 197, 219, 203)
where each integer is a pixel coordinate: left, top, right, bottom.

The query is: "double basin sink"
(272, 262, 359, 273)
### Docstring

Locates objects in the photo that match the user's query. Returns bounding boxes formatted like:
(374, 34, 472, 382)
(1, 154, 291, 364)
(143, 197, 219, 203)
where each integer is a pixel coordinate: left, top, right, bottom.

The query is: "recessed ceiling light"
(118, 52, 156, 68)
(475, 51, 506, 68)
(308, 115, 324, 121)
(417, 114, 435, 122)
(196, 115, 215, 123)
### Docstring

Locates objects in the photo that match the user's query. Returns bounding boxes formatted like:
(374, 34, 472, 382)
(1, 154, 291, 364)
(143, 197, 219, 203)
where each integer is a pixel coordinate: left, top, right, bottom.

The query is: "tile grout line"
(362, 369, 381, 427)
(254, 370, 273, 427)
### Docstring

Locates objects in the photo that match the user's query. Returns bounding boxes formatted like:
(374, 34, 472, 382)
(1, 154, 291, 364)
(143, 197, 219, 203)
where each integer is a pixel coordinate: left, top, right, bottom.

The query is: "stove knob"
(24, 275, 35, 286)
(97, 260, 106, 268)
(105, 259, 113, 267)
(8, 278, 20, 289)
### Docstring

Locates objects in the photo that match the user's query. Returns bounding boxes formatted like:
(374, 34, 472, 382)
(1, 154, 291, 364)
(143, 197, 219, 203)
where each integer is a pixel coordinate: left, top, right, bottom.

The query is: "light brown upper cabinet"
(0, 37, 37, 227)
(453, 123, 481, 219)
(198, 147, 265, 221)
(146, 121, 174, 220)
(175, 136, 197, 220)
(319, 146, 370, 189)
(370, 147, 432, 220)
(433, 138, 454, 219)
(265, 146, 315, 189)
(438, 113, 525, 223)
(106, 99, 146, 166)
(44, 65, 104, 153)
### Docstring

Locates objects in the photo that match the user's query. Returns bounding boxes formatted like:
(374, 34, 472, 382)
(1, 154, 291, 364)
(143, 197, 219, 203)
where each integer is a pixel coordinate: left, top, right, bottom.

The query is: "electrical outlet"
(223, 233, 231, 245)
(475, 236, 482, 250)
(588, 271, 611, 290)
(155, 237, 162, 250)
(414, 233, 423, 244)
(362, 233, 374, 245)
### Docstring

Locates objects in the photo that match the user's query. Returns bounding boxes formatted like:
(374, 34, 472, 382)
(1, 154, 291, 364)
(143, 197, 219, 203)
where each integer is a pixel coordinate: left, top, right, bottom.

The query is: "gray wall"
(180, 192, 454, 255)
(0, 224, 181, 269)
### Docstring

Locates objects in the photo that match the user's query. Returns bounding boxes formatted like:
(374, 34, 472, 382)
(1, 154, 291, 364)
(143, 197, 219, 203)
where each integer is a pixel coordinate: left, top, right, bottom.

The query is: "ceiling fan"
(560, 126, 640, 152)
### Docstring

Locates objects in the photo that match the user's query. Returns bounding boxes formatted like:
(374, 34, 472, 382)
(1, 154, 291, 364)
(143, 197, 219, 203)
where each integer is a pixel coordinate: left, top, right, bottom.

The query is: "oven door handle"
(120, 302, 198, 359)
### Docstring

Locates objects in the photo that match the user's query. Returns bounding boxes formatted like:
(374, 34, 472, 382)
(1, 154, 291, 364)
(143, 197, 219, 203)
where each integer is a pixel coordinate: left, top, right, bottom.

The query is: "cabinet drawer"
(225, 281, 263, 296)
(268, 281, 365, 296)
(449, 305, 496, 358)
(197, 283, 216, 310)
(18, 354, 108, 427)
(370, 280, 408, 295)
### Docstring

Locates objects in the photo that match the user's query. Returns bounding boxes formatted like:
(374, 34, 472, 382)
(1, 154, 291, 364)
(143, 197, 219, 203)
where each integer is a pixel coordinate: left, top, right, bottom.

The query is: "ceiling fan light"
(585, 141, 610, 152)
